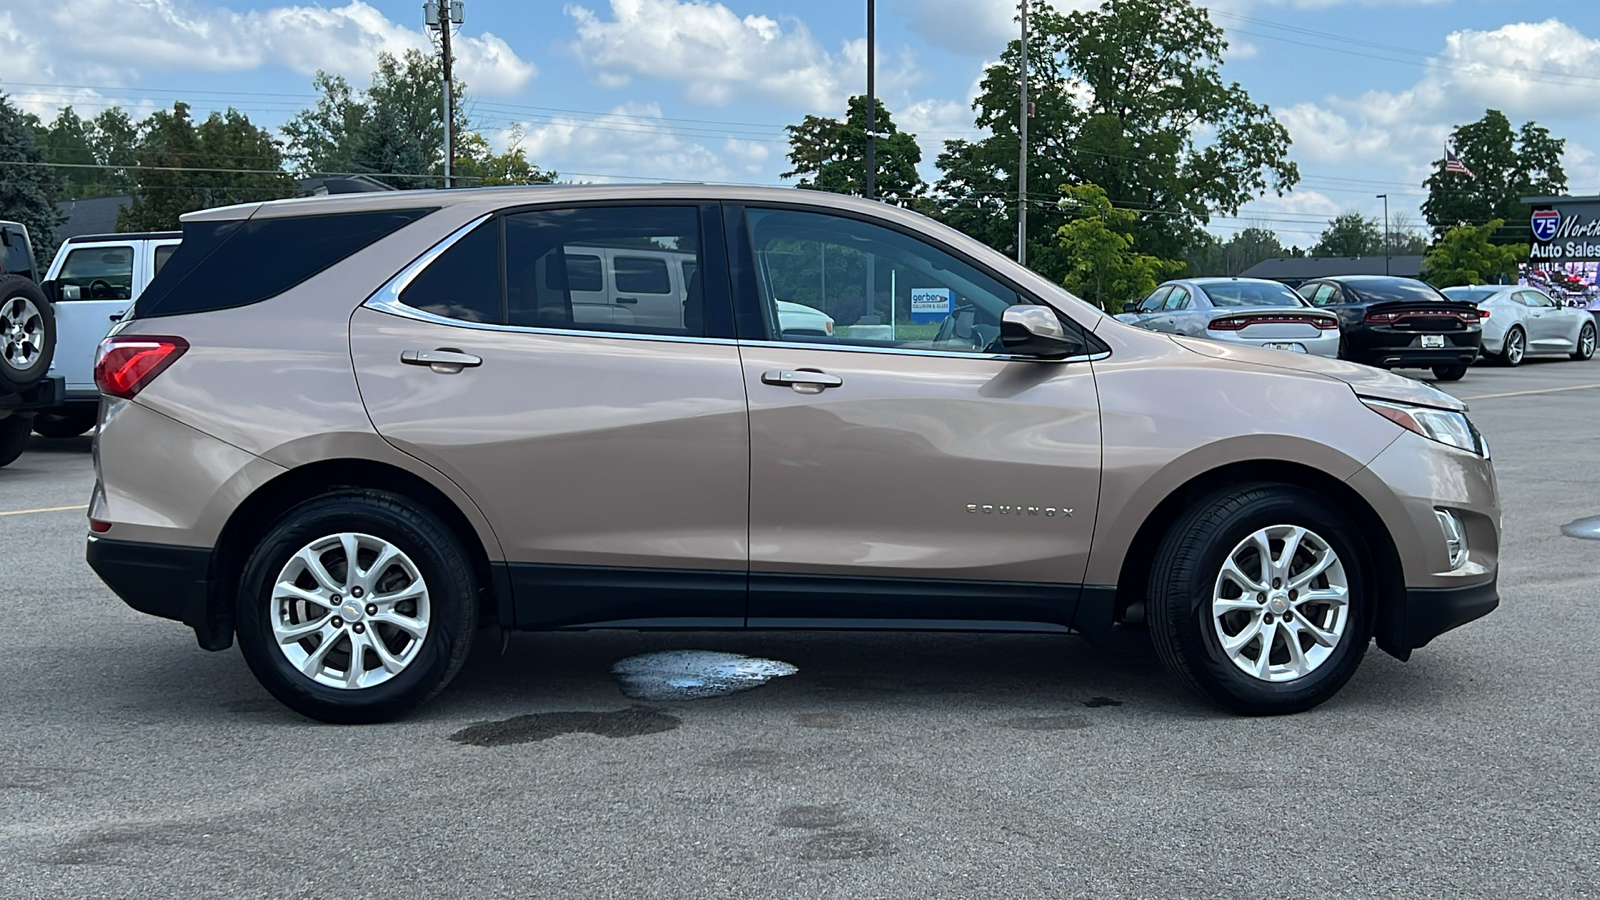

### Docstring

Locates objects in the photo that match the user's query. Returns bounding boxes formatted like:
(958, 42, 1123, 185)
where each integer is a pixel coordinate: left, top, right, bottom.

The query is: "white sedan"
(1442, 285, 1597, 365)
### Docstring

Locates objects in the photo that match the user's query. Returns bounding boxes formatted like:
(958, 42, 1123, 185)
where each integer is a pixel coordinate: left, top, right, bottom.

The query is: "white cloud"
(0, 1, 536, 97)
(566, 0, 920, 109)
(511, 102, 778, 183)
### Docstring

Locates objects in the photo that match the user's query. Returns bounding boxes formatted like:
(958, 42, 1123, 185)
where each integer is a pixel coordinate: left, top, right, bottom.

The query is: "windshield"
(1347, 279, 1449, 303)
(1442, 287, 1497, 301)
(1201, 281, 1308, 309)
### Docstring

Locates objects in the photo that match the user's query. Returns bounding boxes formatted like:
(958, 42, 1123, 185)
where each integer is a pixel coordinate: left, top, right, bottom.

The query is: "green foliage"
(1421, 110, 1566, 244)
(1186, 226, 1286, 276)
(1055, 183, 1183, 309)
(1311, 211, 1383, 257)
(783, 95, 925, 202)
(118, 103, 297, 232)
(453, 131, 557, 186)
(1422, 219, 1524, 287)
(933, 0, 1297, 279)
(0, 93, 65, 264)
(27, 106, 142, 200)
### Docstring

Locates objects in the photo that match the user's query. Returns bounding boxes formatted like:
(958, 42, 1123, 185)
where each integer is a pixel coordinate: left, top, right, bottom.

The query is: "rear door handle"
(761, 369, 843, 393)
(401, 348, 482, 373)
(615, 296, 639, 304)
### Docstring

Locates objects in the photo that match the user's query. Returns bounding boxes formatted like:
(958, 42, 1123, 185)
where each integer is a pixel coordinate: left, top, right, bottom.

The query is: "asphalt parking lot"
(2, 357, 1598, 899)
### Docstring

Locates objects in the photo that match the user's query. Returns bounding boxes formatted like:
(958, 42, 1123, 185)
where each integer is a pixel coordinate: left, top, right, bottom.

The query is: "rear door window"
(1163, 288, 1191, 311)
(58, 246, 135, 300)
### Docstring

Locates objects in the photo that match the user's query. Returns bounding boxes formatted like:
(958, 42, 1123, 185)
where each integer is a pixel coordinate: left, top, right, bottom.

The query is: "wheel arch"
(201, 458, 509, 650)
(1106, 459, 1405, 656)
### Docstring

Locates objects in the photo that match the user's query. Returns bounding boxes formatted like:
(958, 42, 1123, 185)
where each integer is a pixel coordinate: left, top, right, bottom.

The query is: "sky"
(2, 0, 1597, 248)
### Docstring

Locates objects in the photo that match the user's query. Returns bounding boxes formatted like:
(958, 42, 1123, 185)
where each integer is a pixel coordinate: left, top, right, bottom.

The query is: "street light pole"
(1017, 0, 1028, 266)
(865, 0, 876, 201)
(1377, 193, 1390, 275)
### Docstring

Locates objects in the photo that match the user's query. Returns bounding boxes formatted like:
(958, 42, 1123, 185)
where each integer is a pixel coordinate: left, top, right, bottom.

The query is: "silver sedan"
(1442, 285, 1597, 366)
(1116, 277, 1341, 357)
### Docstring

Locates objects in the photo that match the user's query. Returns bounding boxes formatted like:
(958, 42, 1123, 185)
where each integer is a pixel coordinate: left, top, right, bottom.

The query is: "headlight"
(1361, 398, 1489, 457)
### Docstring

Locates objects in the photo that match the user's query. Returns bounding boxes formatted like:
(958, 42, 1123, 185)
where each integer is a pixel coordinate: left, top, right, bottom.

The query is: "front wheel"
(1147, 484, 1373, 715)
(1573, 322, 1596, 361)
(235, 490, 477, 723)
(1431, 364, 1469, 381)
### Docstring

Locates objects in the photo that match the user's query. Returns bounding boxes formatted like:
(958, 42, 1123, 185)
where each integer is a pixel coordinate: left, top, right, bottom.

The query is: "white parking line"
(0, 504, 88, 518)
(1461, 383, 1600, 401)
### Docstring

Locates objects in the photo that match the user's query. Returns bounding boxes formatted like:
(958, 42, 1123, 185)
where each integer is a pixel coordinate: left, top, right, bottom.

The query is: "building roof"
(1240, 256, 1425, 282)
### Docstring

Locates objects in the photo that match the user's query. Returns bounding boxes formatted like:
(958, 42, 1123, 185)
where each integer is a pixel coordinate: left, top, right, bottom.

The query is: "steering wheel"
(88, 279, 114, 299)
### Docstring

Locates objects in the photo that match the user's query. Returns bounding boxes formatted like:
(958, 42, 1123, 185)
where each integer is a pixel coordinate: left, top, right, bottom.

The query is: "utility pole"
(1017, 0, 1028, 266)
(864, 0, 876, 201)
(426, 1, 463, 188)
(1377, 193, 1390, 275)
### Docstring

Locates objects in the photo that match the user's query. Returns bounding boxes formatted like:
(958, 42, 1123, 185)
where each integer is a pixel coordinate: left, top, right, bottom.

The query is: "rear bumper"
(86, 536, 229, 649)
(1398, 577, 1499, 652)
(1345, 329, 1481, 369)
(1353, 347, 1480, 369)
(0, 376, 65, 412)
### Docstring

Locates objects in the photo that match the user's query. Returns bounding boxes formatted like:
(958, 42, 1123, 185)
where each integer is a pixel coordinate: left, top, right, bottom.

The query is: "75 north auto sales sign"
(1526, 196, 1600, 262)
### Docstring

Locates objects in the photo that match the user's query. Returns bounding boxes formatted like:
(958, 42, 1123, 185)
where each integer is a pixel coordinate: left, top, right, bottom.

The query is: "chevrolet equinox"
(86, 186, 1499, 722)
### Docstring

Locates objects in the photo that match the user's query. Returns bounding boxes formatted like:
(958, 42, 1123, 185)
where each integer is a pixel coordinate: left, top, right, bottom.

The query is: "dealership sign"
(1525, 196, 1600, 262)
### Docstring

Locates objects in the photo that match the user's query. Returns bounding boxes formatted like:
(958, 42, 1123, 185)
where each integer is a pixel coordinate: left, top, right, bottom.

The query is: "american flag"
(1443, 147, 1476, 178)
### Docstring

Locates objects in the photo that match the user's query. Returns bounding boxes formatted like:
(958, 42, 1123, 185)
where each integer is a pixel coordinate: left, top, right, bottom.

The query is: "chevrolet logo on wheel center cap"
(341, 600, 364, 621)
(1269, 593, 1290, 614)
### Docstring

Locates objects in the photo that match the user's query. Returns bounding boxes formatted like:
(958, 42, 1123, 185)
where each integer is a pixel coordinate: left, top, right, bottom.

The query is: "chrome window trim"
(364, 213, 494, 313)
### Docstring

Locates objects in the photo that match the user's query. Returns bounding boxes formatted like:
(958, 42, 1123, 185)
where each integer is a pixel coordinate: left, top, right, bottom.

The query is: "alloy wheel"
(1506, 328, 1525, 365)
(1, 295, 45, 371)
(271, 532, 431, 690)
(1581, 324, 1596, 360)
(1211, 524, 1350, 682)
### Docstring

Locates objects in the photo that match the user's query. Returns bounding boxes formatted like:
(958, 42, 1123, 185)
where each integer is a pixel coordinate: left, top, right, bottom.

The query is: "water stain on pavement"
(1003, 713, 1090, 731)
(1083, 696, 1124, 708)
(703, 748, 788, 769)
(776, 804, 853, 829)
(450, 708, 680, 747)
(612, 650, 797, 701)
(799, 829, 895, 861)
(1561, 516, 1600, 540)
(794, 712, 848, 729)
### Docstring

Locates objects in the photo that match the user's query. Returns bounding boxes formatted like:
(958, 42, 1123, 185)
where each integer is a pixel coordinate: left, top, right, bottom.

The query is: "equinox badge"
(966, 504, 1073, 517)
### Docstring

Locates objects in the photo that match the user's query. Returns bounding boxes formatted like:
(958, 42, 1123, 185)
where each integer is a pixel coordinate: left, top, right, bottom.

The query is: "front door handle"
(401, 348, 482, 373)
(761, 369, 843, 393)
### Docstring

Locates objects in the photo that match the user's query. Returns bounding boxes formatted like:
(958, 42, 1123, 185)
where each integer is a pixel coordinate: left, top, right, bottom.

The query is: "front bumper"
(1400, 578, 1499, 651)
(87, 536, 229, 650)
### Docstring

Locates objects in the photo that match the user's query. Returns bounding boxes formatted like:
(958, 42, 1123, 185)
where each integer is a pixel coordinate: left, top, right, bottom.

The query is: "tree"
(783, 95, 925, 202)
(0, 93, 66, 264)
(1055, 183, 1183, 309)
(933, 0, 1297, 278)
(1421, 110, 1566, 245)
(1311, 211, 1382, 257)
(1384, 211, 1430, 256)
(1187, 225, 1286, 276)
(453, 130, 557, 187)
(1422, 219, 1523, 287)
(29, 106, 143, 200)
(284, 50, 475, 189)
(118, 103, 297, 232)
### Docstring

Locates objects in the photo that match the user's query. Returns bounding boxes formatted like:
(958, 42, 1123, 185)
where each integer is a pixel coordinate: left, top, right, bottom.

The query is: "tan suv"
(85, 186, 1499, 722)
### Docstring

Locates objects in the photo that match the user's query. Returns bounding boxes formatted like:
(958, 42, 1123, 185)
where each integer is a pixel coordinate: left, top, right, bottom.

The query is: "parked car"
(1296, 276, 1484, 381)
(1440, 284, 1596, 366)
(87, 186, 1499, 723)
(30, 232, 181, 438)
(0, 220, 63, 467)
(1116, 277, 1340, 357)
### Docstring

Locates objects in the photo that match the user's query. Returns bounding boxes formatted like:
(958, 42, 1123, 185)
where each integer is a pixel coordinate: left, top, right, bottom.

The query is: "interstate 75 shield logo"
(1531, 209, 1561, 242)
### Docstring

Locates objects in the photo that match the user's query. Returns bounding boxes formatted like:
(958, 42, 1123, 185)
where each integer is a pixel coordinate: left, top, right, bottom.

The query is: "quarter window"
(743, 207, 1034, 353)
(399, 220, 500, 323)
(152, 244, 177, 276)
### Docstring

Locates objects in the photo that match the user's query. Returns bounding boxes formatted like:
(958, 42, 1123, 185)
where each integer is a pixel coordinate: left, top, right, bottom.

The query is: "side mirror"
(1122, 300, 1139, 314)
(1001, 306, 1079, 359)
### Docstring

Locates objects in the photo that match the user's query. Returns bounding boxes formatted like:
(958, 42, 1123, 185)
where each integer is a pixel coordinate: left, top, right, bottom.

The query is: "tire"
(1147, 484, 1374, 715)
(0, 414, 30, 468)
(1573, 322, 1596, 361)
(1431, 364, 1468, 381)
(32, 408, 97, 439)
(0, 275, 55, 394)
(235, 490, 477, 724)
(1499, 326, 1525, 367)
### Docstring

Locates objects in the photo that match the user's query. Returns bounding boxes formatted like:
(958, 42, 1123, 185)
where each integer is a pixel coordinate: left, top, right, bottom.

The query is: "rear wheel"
(1431, 364, 1469, 381)
(0, 275, 55, 394)
(1500, 326, 1526, 366)
(32, 408, 97, 439)
(234, 490, 477, 723)
(0, 415, 30, 467)
(1573, 322, 1596, 361)
(1147, 484, 1373, 715)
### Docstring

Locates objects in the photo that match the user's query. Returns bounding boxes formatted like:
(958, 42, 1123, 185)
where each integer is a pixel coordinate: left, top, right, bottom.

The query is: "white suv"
(34, 232, 179, 437)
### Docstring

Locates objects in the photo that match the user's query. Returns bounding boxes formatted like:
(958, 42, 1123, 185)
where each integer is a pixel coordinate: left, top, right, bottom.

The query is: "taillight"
(1207, 317, 1248, 331)
(1479, 309, 1489, 318)
(94, 335, 189, 399)
(1366, 311, 1399, 323)
(1313, 318, 1338, 330)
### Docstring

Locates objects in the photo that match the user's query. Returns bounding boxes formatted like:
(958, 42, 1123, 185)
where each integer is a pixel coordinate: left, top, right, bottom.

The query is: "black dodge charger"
(1295, 275, 1484, 380)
